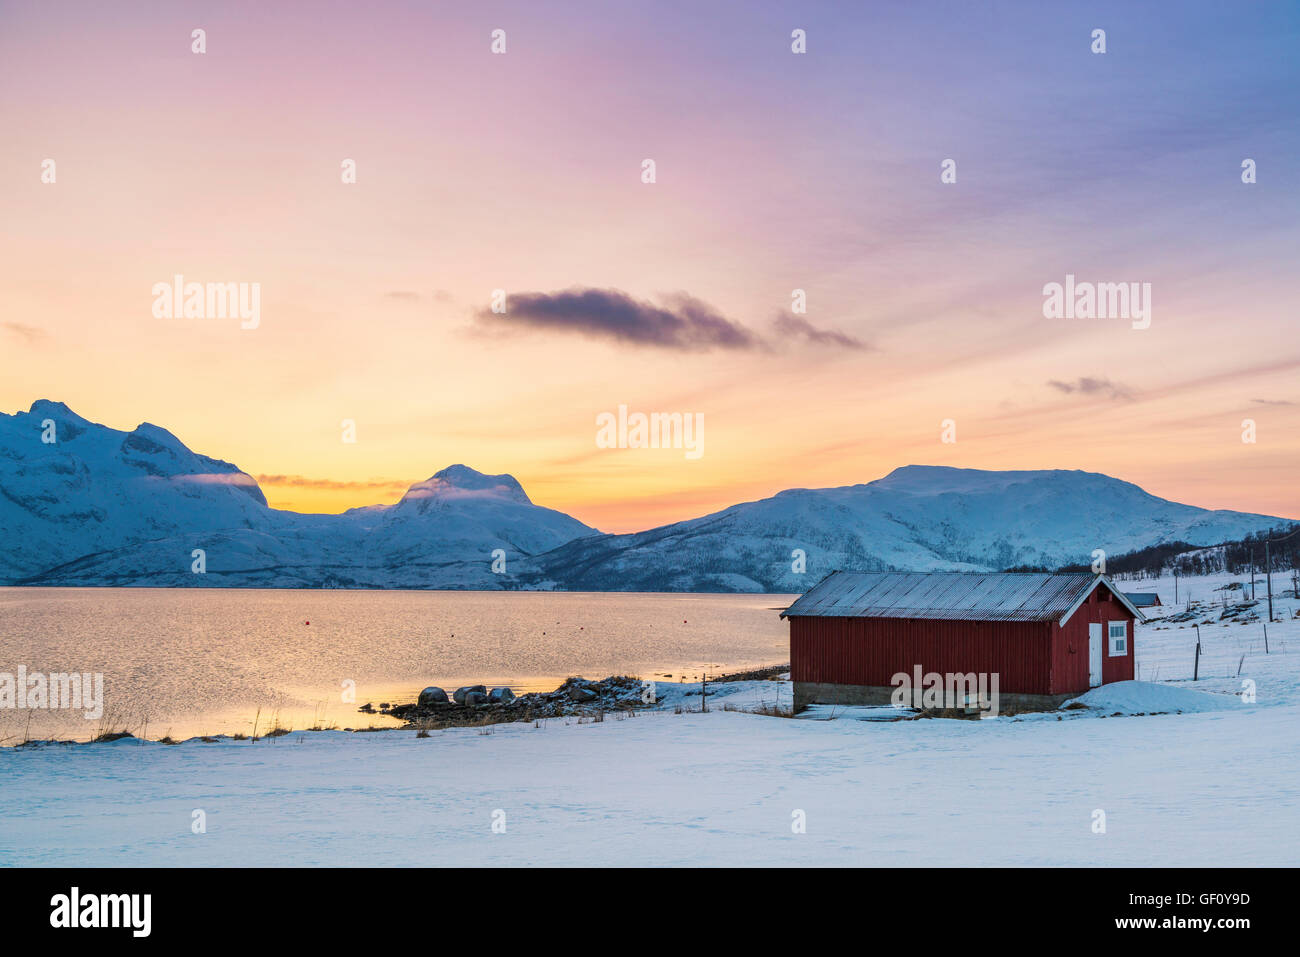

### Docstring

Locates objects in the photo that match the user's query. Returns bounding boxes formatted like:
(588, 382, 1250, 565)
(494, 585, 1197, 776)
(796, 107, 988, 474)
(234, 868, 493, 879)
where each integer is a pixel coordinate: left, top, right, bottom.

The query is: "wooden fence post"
(1193, 625, 1201, 682)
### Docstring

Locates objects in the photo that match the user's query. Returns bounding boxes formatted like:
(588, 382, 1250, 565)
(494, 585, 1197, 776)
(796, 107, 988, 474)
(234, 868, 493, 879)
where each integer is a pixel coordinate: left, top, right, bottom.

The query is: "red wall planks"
(790, 615, 1054, 695)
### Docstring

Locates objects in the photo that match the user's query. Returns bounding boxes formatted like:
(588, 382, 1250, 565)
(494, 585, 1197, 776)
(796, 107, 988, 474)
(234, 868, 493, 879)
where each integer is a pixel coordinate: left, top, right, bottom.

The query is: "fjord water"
(0, 588, 793, 742)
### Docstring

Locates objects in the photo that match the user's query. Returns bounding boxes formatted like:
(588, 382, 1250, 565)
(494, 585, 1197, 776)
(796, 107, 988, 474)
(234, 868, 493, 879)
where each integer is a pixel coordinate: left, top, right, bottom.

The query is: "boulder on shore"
(453, 685, 487, 705)
(418, 687, 449, 706)
(384, 675, 654, 727)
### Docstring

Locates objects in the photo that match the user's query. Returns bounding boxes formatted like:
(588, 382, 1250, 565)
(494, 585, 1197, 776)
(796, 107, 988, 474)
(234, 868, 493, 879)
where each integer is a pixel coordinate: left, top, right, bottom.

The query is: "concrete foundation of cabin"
(793, 681, 1078, 715)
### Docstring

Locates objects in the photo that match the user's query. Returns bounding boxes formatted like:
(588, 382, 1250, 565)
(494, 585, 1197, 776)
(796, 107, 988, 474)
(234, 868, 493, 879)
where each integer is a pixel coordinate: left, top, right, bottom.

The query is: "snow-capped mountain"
(0, 402, 1290, 590)
(359, 464, 591, 564)
(512, 465, 1292, 592)
(0, 401, 595, 587)
(0, 400, 274, 583)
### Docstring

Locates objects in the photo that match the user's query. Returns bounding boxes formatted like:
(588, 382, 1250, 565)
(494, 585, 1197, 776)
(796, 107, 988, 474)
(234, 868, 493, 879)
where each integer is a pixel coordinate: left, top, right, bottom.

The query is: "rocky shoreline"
(361, 664, 790, 730)
(370, 675, 656, 728)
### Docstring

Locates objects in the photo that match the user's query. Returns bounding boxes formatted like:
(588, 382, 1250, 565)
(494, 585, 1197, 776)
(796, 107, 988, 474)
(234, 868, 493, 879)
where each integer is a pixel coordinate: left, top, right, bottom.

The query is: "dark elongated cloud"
(1047, 376, 1134, 400)
(773, 314, 870, 350)
(476, 287, 865, 353)
(478, 287, 761, 351)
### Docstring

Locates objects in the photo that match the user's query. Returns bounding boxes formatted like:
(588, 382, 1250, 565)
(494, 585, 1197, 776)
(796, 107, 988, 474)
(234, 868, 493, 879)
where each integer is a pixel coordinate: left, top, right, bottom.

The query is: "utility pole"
(1262, 526, 1300, 623)
(1266, 538, 1273, 623)
(699, 663, 720, 713)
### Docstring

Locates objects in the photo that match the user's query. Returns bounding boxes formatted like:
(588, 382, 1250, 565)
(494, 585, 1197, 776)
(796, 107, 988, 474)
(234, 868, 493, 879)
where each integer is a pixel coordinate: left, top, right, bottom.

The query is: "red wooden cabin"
(782, 571, 1141, 712)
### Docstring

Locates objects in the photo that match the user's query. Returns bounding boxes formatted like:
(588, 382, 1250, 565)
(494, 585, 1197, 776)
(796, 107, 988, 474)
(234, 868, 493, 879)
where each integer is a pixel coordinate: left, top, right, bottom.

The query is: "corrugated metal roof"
(1124, 592, 1162, 607)
(781, 571, 1119, 623)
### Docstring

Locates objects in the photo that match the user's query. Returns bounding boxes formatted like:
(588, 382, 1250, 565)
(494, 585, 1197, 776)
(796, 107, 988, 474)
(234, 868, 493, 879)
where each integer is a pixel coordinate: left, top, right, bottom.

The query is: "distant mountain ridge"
(0, 401, 594, 587)
(0, 400, 1290, 590)
(512, 465, 1291, 592)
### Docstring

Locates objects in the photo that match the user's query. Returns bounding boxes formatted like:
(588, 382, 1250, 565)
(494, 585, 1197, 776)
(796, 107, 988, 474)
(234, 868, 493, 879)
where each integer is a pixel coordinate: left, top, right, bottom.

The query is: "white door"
(1088, 623, 1103, 687)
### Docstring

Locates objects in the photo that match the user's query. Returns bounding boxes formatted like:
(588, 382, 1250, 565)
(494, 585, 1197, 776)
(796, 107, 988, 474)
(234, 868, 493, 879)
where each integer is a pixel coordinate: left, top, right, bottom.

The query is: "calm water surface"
(0, 588, 794, 741)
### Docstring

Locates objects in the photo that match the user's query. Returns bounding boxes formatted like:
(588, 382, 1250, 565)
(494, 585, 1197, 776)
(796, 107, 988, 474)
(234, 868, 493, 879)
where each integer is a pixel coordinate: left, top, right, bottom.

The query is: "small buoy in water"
(305, 621, 310, 625)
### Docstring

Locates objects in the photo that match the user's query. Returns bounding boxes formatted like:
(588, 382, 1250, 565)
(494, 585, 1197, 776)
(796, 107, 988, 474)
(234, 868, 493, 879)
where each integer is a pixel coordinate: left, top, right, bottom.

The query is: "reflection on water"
(0, 588, 793, 742)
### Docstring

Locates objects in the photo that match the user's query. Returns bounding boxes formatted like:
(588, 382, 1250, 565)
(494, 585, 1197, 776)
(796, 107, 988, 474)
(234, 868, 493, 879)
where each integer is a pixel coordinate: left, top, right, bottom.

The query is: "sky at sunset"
(2, 0, 1297, 532)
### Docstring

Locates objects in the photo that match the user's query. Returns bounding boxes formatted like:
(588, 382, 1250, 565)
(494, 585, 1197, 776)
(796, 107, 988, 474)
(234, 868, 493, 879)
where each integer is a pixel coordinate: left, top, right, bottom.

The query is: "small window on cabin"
(1108, 621, 1127, 656)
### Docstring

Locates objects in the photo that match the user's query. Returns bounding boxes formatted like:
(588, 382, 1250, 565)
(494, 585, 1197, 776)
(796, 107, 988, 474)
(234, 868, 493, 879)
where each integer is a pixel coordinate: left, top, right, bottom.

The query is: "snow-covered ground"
(3, 571, 1298, 867)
